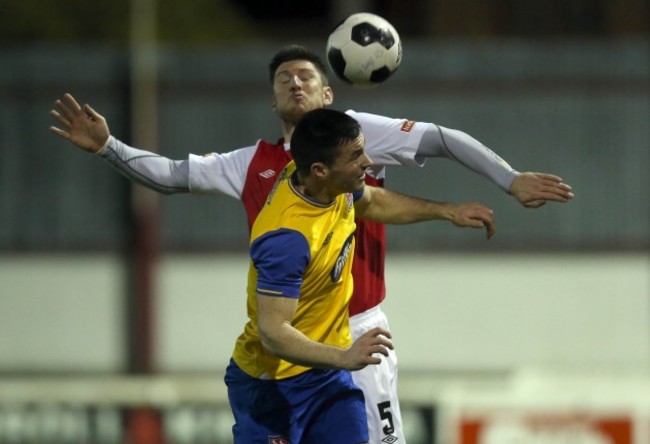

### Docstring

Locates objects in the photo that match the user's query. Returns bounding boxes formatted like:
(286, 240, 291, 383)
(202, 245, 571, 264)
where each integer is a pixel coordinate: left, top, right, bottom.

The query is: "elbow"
(259, 334, 277, 356)
(258, 326, 285, 358)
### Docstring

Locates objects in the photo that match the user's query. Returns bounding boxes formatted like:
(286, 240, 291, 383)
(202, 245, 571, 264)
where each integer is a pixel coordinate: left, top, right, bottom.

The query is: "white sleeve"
(346, 110, 429, 167)
(188, 143, 257, 199)
(98, 136, 190, 194)
(418, 125, 519, 192)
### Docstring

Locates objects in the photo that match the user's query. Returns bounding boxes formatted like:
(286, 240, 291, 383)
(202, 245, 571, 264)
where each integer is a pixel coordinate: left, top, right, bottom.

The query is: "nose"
(289, 75, 302, 89)
(361, 152, 373, 168)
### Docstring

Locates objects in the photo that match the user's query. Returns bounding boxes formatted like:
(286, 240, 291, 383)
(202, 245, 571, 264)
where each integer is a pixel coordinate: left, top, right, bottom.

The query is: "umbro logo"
(259, 169, 276, 179)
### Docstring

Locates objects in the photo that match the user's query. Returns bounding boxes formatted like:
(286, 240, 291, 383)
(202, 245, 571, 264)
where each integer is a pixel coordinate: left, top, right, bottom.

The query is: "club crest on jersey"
(400, 120, 415, 133)
(330, 233, 354, 283)
(268, 436, 289, 444)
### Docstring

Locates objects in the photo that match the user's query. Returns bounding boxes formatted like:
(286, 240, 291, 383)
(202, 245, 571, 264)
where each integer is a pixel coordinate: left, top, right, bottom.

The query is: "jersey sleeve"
(98, 136, 190, 194)
(187, 144, 258, 198)
(250, 228, 311, 298)
(419, 125, 519, 192)
(347, 110, 429, 167)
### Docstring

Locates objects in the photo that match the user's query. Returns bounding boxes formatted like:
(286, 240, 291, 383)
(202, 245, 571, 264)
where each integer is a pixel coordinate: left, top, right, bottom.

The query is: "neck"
(293, 172, 335, 204)
(282, 121, 296, 142)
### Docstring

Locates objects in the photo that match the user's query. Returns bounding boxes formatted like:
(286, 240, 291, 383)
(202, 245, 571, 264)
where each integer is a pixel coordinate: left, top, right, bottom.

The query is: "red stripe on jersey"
(241, 140, 292, 229)
(349, 175, 386, 316)
(240, 140, 387, 316)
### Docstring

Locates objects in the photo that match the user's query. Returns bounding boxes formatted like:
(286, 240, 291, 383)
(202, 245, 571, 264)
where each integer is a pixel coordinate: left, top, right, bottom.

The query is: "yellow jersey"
(232, 161, 360, 379)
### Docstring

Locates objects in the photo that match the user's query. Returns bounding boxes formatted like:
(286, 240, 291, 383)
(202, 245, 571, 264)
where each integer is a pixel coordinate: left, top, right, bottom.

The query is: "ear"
(311, 162, 329, 180)
(323, 86, 333, 106)
(272, 96, 277, 111)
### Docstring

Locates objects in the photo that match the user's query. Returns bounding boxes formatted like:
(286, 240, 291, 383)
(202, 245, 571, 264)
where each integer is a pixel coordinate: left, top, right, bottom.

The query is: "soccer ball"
(326, 13, 402, 88)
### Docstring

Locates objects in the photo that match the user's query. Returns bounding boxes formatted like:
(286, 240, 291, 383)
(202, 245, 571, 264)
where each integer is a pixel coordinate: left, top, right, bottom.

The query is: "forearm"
(98, 136, 190, 194)
(359, 187, 453, 224)
(260, 322, 347, 370)
(417, 124, 519, 192)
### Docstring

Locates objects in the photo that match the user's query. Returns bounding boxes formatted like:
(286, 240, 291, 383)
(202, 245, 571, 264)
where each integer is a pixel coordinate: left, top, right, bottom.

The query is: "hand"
(342, 327, 393, 371)
(509, 172, 574, 208)
(449, 202, 496, 240)
(49, 93, 110, 153)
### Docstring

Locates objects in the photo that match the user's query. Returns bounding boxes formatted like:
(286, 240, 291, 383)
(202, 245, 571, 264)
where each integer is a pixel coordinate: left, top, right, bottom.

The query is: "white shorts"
(350, 305, 405, 444)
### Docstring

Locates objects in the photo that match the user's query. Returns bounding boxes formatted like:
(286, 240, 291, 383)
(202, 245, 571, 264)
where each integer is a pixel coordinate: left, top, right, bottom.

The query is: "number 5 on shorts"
(377, 401, 395, 434)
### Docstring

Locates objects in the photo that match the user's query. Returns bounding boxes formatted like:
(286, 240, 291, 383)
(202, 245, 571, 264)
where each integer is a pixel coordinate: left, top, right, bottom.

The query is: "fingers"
(526, 189, 573, 204)
(49, 99, 73, 139)
(50, 98, 74, 133)
(55, 95, 77, 122)
(366, 327, 393, 347)
(455, 204, 496, 239)
(360, 342, 391, 366)
(369, 344, 390, 358)
(84, 104, 101, 121)
(368, 326, 392, 339)
(360, 327, 394, 356)
(48, 125, 69, 140)
(62, 93, 83, 113)
(49, 110, 70, 134)
(50, 93, 86, 126)
(520, 172, 575, 203)
(537, 176, 574, 201)
(483, 218, 496, 239)
(364, 328, 394, 356)
(471, 210, 495, 240)
(534, 173, 563, 183)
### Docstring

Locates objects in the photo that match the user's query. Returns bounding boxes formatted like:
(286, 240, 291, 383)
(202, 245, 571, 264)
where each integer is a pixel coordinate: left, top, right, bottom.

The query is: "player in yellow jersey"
(225, 108, 495, 443)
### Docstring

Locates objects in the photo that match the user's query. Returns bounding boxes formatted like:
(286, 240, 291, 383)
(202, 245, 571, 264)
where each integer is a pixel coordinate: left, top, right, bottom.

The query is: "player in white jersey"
(50, 45, 573, 443)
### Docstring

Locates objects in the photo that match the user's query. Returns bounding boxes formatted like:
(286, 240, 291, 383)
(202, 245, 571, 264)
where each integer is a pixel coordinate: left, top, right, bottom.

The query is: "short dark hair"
(268, 44, 329, 85)
(291, 109, 361, 176)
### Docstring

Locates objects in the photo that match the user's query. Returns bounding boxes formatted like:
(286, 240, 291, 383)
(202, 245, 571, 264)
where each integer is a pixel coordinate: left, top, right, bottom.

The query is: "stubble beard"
(277, 99, 323, 126)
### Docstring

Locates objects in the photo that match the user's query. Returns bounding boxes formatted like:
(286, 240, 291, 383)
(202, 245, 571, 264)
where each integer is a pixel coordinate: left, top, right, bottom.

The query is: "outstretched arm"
(417, 125, 574, 207)
(354, 186, 496, 239)
(49, 93, 190, 194)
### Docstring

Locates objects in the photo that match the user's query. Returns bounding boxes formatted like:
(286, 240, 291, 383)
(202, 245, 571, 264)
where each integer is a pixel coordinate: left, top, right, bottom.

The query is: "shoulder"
(251, 228, 311, 271)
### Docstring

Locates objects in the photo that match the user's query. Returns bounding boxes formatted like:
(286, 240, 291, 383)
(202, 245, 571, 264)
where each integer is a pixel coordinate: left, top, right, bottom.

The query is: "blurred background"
(1, 0, 649, 443)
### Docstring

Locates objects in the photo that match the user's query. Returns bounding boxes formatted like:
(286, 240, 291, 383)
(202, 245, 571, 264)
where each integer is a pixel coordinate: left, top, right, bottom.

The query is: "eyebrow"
(275, 68, 317, 79)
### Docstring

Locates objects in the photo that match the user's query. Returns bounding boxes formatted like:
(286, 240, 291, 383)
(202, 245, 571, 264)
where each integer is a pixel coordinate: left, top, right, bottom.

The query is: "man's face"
(326, 134, 372, 194)
(272, 60, 333, 126)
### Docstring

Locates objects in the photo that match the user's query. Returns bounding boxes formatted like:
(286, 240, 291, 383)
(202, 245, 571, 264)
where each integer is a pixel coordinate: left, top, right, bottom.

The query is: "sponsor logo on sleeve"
(400, 120, 415, 133)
